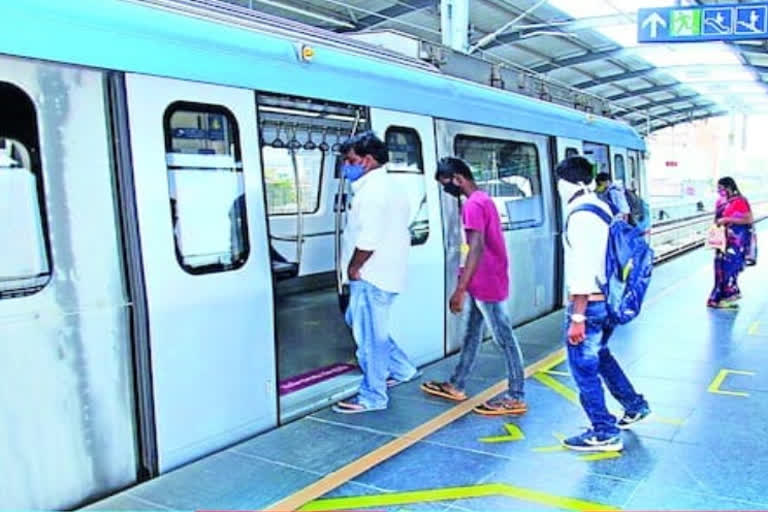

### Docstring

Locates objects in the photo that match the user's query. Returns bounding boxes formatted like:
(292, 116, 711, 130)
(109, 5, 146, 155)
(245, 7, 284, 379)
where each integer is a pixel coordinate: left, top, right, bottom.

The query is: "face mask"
(342, 162, 365, 182)
(442, 181, 462, 198)
(718, 189, 728, 198)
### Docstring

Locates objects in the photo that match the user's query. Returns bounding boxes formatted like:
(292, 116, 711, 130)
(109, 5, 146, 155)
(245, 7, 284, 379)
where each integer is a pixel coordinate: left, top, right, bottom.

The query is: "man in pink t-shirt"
(421, 157, 526, 416)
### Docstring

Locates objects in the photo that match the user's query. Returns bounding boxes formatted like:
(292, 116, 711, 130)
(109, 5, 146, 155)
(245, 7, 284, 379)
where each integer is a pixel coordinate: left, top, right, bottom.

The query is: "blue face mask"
(342, 162, 365, 182)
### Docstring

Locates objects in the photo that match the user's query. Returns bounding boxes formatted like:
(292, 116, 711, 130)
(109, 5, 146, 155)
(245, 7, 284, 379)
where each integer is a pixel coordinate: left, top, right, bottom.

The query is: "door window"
(386, 127, 428, 245)
(0, 82, 52, 299)
(164, 102, 250, 274)
(454, 134, 543, 230)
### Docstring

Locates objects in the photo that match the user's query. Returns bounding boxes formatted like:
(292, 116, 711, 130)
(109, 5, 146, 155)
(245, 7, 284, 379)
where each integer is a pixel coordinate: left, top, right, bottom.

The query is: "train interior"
(257, 95, 369, 420)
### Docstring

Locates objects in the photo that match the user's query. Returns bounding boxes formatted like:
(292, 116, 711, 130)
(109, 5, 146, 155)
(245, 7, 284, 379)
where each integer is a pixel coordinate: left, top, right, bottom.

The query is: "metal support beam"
(573, 68, 658, 89)
(630, 105, 721, 127)
(532, 47, 625, 74)
(607, 83, 683, 101)
(614, 94, 703, 115)
(467, 0, 547, 54)
(646, 111, 728, 132)
(441, 0, 470, 52)
(351, 0, 434, 31)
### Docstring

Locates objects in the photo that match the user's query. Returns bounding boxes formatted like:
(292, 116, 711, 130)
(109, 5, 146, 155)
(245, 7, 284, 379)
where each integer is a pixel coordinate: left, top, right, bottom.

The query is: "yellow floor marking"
(707, 369, 756, 397)
(266, 348, 567, 511)
(579, 452, 622, 462)
(749, 322, 760, 335)
(273, 271, 713, 511)
(297, 483, 619, 511)
(479, 423, 525, 443)
(533, 372, 580, 405)
(532, 444, 566, 453)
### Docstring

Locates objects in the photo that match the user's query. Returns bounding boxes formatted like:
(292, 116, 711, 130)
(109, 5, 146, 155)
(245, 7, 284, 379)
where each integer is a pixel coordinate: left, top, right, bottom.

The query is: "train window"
(565, 147, 579, 158)
(614, 154, 626, 184)
(628, 155, 638, 190)
(386, 127, 423, 173)
(0, 82, 52, 300)
(454, 135, 543, 230)
(164, 102, 249, 274)
(261, 123, 323, 215)
(583, 141, 609, 178)
(386, 126, 428, 245)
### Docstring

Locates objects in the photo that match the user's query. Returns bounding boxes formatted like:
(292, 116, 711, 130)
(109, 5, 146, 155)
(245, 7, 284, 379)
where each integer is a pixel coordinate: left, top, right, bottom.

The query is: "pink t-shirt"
(461, 190, 509, 302)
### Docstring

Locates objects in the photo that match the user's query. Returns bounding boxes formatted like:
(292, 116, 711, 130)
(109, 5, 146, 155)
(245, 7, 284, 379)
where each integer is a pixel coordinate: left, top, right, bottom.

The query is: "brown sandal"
(473, 399, 527, 416)
(420, 381, 467, 401)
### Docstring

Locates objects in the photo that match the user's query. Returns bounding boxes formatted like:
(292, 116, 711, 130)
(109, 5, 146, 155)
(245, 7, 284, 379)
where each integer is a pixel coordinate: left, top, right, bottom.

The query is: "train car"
(0, 0, 646, 508)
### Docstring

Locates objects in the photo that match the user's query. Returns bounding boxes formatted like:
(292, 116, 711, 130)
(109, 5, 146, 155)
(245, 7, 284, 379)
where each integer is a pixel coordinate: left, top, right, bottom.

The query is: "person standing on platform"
(595, 172, 630, 222)
(332, 131, 420, 414)
(420, 157, 527, 416)
(557, 156, 650, 452)
(707, 176, 754, 309)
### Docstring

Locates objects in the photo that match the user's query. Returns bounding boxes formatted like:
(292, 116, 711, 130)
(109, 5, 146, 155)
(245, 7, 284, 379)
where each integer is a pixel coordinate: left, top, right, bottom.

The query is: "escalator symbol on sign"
(703, 8, 733, 35)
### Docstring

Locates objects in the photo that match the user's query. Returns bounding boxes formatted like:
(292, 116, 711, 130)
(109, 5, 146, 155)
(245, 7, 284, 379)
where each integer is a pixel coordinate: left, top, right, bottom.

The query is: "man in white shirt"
(332, 131, 419, 414)
(557, 156, 650, 452)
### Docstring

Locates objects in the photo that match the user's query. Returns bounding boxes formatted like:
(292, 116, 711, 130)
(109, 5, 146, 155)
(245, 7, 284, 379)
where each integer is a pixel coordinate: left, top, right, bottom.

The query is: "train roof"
(3, 0, 645, 150)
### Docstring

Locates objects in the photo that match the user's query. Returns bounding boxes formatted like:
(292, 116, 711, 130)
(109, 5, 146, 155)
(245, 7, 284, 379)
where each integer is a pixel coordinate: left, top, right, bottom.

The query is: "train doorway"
(257, 94, 366, 421)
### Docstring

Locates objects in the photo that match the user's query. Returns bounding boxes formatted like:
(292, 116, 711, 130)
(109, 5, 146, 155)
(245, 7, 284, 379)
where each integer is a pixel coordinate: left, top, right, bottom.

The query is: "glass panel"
(386, 127, 423, 173)
(583, 141, 609, 178)
(262, 144, 323, 215)
(164, 103, 249, 274)
(455, 135, 543, 230)
(614, 153, 626, 184)
(386, 127, 428, 245)
(0, 81, 51, 299)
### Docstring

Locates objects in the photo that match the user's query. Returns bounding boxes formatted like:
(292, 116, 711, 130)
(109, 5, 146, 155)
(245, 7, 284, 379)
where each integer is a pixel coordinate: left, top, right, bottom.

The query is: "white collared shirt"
(342, 167, 411, 293)
(563, 192, 610, 295)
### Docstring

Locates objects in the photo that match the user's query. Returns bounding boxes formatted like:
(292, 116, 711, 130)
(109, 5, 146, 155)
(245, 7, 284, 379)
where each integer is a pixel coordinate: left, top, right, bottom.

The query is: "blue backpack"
(567, 203, 655, 326)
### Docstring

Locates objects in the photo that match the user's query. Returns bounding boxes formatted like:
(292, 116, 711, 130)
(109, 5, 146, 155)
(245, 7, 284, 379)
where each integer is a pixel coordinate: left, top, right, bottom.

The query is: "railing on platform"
(651, 200, 768, 263)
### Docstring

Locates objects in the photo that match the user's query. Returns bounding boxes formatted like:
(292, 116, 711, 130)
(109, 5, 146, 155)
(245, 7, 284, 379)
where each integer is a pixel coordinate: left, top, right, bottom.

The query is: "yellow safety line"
(532, 444, 566, 453)
(579, 452, 622, 462)
(297, 483, 619, 511)
(273, 267, 715, 511)
(707, 369, 756, 397)
(266, 348, 567, 511)
(533, 372, 580, 405)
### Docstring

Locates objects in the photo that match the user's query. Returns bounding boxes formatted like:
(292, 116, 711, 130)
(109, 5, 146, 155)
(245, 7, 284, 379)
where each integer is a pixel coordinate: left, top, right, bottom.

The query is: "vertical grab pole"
(334, 111, 362, 298)
(289, 147, 304, 271)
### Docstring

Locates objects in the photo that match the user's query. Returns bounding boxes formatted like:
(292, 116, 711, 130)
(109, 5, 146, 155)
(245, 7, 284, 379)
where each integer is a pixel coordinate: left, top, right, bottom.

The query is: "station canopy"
(199, 0, 768, 132)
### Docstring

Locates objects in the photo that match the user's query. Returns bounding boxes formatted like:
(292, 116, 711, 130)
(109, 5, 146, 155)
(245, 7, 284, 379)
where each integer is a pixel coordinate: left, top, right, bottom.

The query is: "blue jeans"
(449, 296, 525, 400)
(345, 280, 418, 409)
(566, 301, 647, 435)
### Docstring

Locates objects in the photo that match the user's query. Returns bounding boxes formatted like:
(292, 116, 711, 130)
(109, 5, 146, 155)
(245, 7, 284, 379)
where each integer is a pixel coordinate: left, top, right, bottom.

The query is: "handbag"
(746, 227, 758, 266)
(706, 224, 726, 251)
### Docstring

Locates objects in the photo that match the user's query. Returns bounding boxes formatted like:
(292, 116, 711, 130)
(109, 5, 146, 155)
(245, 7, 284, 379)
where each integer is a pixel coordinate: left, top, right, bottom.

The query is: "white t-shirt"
(564, 192, 610, 295)
(342, 167, 411, 293)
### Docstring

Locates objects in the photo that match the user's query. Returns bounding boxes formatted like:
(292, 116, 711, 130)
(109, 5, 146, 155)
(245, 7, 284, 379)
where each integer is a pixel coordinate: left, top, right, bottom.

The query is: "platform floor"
(87, 226, 768, 511)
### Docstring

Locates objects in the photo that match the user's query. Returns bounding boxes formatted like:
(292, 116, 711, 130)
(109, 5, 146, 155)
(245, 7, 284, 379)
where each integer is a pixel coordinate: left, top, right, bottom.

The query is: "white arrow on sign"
(642, 12, 667, 38)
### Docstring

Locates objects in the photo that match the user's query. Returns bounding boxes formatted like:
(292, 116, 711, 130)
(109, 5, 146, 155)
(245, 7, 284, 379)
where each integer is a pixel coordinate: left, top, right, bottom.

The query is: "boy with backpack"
(557, 157, 651, 452)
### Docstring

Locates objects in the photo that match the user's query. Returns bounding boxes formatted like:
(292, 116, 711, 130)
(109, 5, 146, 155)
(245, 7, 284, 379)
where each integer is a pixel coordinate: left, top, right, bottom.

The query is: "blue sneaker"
(618, 406, 651, 430)
(562, 430, 623, 452)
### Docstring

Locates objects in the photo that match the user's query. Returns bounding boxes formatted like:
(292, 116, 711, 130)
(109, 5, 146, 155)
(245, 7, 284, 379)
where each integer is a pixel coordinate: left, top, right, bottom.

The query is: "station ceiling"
(222, 0, 768, 132)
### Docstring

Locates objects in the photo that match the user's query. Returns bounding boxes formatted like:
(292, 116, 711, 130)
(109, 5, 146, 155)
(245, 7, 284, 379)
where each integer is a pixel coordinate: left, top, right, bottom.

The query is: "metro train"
(0, 0, 647, 508)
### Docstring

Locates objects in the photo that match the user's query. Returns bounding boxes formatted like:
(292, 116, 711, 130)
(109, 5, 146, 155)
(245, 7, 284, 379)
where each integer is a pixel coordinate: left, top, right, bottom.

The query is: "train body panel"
(0, 2, 649, 508)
